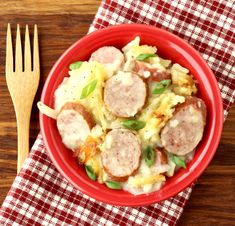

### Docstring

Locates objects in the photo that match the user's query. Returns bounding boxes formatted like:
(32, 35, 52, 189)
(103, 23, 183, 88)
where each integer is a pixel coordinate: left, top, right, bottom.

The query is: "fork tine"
(33, 25, 39, 72)
(6, 23, 13, 74)
(24, 25, 31, 71)
(15, 24, 23, 72)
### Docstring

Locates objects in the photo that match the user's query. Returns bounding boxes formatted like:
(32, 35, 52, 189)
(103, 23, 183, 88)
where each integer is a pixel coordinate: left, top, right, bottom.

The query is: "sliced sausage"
(160, 97, 207, 156)
(89, 46, 124, 73)
(104, 71, 147, 117)
(134, 61, 171, 81)
(101, 129, 141, 180)
(57, 102, 95, 150)
(154, 148, 168, 165)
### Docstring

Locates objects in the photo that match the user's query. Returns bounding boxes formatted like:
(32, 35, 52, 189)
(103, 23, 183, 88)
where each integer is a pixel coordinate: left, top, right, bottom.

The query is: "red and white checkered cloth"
(1, 0, 234, 225)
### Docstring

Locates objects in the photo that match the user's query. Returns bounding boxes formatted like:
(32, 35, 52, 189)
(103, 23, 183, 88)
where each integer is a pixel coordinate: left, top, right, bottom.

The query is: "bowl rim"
(40, 23, 224, 206)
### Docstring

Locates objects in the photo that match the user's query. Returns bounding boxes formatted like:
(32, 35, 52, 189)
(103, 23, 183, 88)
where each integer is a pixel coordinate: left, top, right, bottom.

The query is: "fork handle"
(16, 110, 31, 173)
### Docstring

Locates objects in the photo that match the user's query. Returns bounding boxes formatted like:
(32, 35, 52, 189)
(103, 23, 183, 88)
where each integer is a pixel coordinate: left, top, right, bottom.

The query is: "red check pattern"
(0, 0, 234, 225)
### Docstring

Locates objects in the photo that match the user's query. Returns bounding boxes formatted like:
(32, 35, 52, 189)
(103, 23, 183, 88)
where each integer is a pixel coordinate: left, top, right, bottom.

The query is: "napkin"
(0, 0, 234, 225)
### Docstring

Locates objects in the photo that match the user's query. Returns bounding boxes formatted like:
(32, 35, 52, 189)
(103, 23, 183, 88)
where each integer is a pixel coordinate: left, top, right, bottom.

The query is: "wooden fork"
(6, 24, 40, 173)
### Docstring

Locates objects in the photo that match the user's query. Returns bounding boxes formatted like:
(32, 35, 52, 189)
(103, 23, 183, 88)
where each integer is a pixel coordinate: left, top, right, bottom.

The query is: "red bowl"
(40, 24, 223, 206)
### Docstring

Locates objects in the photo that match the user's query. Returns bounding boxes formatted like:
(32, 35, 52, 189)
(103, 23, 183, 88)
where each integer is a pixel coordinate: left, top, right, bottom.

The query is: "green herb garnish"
(105, 181, 121, 190)
(69, 61, 83, 70)
(80, 79, 97, 99)
(171, 155, 186, 169)
(159, 79, 171, 86)
(152, 79, 171, 94)
(122, 119, 146, 131)
(85, 165, 97, 181)
(136, 53, 157, 61)
(144, 146, 155, 167)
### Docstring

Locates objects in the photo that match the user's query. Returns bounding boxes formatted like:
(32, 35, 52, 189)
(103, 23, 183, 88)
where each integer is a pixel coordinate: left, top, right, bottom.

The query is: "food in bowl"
(38, 36, 207, 195)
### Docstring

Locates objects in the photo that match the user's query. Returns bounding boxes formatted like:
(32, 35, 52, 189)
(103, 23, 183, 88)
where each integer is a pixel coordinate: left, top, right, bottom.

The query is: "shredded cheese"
(37, 101, 58, 119)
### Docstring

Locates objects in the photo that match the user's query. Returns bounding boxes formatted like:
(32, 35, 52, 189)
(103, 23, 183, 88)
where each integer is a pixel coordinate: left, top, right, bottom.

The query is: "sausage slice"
(101, 129, 141, 180)
(160, 97, 207, 156)
(57, 102, 95, 150)
(89, 46, 124, 72)
(154, 148, 168, 165)
(134, 61, 171, 81)
(104, 72, 147, 117)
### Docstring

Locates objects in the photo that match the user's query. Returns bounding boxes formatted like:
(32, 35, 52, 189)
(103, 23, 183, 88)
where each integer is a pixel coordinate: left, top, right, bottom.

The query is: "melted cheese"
(171, 63, 197, 96)
(90, 125, 104, 138)
(129, 174, 166, 187)
(85, 154, 103, 183)
(105, 135, 113, 149)
(122, 36, 140, 53)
